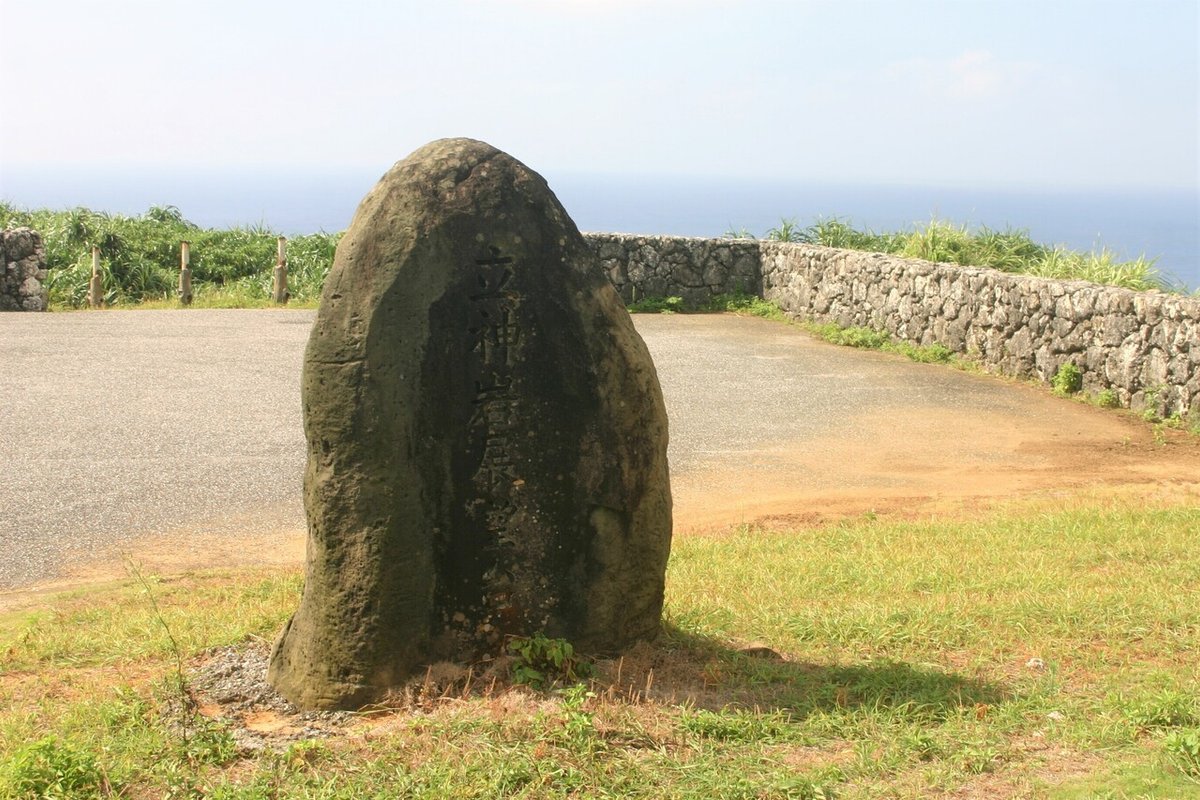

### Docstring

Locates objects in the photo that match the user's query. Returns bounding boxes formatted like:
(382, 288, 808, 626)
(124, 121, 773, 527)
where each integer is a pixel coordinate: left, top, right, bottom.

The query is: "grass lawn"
(2, 501, 1197, 798)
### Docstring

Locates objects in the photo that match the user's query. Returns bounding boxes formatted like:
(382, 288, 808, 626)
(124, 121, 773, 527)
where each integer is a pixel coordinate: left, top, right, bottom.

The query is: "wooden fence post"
(272, 236, 289, 304)
(179, 241, 193, 306)
(87, 247, 103, 308)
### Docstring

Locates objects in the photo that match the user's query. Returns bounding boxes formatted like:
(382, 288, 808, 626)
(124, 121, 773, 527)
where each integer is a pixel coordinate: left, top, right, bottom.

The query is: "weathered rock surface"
(268, 139, 672, 710)
(1, 228, 49, 311)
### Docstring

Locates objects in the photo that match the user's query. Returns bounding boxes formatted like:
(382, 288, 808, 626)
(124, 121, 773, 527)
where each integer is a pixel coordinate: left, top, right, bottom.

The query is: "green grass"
(732, 216, 1174, 292)
(2, 502, 1197, 798)
(703, 291, 788, 321)
(801, 321, 959, 366)
(626, 295, 686, 314)
(0, 203, 339, 309)
(626, 290, 786, 322)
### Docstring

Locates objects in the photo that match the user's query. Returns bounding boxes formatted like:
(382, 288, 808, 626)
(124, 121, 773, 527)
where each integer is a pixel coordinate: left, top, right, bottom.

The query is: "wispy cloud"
(883, 50, 1041, 101)
(469, 0, 733, 13)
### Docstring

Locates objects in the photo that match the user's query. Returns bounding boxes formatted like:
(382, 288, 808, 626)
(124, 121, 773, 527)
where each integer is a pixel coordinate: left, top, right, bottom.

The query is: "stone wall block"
(674, 262, 704, 288)
(701, 261, 727, 288)
(1168, 353, 1192, 384)
(1134, 294, 1163, 326)
(1, 228, 50, 312)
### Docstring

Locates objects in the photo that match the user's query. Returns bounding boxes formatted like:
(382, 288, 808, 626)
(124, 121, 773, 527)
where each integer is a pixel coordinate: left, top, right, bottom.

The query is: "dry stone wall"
(1, 228, 49, 311)
(588, 233, 761, 306)
(582, 233, 1200, 417)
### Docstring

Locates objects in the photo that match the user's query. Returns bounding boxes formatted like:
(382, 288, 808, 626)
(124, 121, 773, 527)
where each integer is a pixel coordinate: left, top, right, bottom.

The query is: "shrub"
(1052, 363, 1084, 396)
(507, 633, 592, 688)
(1095, 388, 1120, 408)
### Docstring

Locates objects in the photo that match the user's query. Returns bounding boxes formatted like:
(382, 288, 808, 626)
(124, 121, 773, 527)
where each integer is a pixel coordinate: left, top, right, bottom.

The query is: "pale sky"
(1, 0, 1197, 191)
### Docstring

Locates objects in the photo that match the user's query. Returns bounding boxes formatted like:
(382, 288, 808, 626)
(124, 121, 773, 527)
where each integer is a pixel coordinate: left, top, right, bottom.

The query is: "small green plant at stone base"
(893, 341, 954, 364)
(802, 321, 963, 367)
(1141, 386, 1163, 423)
(507, 633, 593, 689)
(806, 323, 891, 350)
(1052, 362, 1084, 396)
(627, 295, 685, 314)
(1094, 388, 1121, 408)
(1164, 729, 1200, 780)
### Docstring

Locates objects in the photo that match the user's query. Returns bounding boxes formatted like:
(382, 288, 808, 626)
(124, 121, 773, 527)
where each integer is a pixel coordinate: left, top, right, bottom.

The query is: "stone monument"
(268, 138, 673, 710)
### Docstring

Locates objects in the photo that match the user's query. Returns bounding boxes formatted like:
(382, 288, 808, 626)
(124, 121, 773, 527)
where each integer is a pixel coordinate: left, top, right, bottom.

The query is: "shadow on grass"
(588, 622, 1007, 720)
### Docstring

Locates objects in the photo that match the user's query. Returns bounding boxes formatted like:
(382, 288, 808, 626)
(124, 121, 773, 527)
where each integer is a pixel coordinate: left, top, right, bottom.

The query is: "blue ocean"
(3, 167, 1197, 291)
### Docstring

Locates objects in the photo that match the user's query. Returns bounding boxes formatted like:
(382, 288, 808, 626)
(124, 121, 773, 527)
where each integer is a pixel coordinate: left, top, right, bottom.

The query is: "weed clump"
(1095, 388, 1121, 408)
(1164, 729, 1200, 778)
(627, 295, 685, 314)
(0, 736, 108, 798)
(704, 290, 786, 320)
(507, 633, 593, 689)
(1052, 362, 1084, 396)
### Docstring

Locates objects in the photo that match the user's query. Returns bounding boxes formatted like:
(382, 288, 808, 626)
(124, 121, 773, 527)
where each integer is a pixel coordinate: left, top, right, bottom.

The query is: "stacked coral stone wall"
(590, 233, 761, 307)
(583, 233, 1200, 417)
(1, 228, 49, 311)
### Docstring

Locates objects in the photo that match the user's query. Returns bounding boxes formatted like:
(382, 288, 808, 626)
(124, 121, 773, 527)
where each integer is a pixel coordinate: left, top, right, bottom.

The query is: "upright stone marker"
(268, 138, 672, 710)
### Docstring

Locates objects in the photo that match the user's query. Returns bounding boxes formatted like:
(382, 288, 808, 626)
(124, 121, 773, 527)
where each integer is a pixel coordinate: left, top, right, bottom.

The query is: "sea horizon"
(2, 166, 1196, 291)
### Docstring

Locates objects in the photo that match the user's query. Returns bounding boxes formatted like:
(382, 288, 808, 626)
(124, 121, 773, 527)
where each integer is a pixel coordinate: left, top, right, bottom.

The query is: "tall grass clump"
(749, 215, 1168, 292)
(0, 203, 340, 307)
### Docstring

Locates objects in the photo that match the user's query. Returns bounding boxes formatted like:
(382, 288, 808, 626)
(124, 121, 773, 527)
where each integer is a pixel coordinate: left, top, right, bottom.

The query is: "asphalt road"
(2, 309, 1187, 592)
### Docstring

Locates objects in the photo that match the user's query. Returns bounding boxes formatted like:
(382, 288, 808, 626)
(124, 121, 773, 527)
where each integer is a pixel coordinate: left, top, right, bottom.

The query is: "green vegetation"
(4, 201, 1181, 315)
(627, 290, 785, 321)
(1052, 362, 1084, 396)
(4, 203, 1180, 311)
(2, 501, 1197, 797)
(800, 321, 958, 366)
(1163, 729, 1200, 778)
(507, 633, 593, 689)
(729, 216, 1172, 292)
(704, 290, 788, 321)
(625, 291, 787, 319)
(0, 203, 339, 308)
(626, 295, 686, 314)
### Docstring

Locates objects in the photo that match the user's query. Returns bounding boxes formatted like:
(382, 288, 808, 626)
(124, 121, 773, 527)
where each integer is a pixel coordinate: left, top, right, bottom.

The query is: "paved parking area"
(3, 309, 1196, 593)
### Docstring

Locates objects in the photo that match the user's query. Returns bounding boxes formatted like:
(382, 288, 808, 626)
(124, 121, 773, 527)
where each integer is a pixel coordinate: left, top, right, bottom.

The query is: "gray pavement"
(0, 309, 1095, 590)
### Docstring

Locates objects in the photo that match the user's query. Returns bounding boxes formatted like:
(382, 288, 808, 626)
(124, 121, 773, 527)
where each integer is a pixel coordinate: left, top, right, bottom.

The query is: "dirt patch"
(672, 401, 1200, 535)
